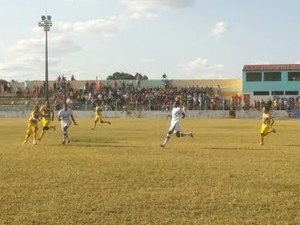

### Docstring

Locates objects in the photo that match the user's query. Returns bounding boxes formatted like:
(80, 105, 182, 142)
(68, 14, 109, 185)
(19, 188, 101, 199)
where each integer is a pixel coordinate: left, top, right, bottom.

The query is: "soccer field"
(0, 118, 299, 225)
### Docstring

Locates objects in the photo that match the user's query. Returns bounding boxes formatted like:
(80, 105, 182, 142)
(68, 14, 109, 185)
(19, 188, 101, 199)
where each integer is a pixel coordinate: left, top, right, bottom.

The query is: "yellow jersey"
(40, 105, 53, 119)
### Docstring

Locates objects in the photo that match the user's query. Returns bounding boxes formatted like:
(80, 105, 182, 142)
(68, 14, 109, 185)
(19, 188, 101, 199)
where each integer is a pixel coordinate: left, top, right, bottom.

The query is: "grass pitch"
(0, 118, 299, 225)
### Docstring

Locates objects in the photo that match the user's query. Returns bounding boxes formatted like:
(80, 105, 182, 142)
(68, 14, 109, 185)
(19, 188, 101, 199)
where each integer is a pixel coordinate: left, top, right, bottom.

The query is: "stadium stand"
(0, 78, 244, 111)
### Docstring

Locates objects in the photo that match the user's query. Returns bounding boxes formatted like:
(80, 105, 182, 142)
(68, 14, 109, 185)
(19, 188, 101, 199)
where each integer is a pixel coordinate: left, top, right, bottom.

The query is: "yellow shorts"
(95, 115, 102, 122)
(41, 117, 51, 127)
(260, 124, 271, 135)
(26, 122, 38, 135)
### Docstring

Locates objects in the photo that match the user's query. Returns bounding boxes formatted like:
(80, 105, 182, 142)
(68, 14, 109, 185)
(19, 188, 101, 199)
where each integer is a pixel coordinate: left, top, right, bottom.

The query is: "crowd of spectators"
(51, 79, 224, 111)
(1, 77, 300, 112)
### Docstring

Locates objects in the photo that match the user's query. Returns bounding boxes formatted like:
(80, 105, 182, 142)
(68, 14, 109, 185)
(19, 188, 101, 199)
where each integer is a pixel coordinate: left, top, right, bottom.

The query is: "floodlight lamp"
(41, 15, 46, 21)
(47, 15, 51, 21)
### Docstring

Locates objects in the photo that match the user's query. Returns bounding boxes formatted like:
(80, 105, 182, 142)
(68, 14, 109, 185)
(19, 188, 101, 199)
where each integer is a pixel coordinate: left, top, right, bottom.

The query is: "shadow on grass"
(72, 143, 136, 148)
(54, 141, 137, 149)
(285, 144, 300, 147)
(204, 146, 271, 151)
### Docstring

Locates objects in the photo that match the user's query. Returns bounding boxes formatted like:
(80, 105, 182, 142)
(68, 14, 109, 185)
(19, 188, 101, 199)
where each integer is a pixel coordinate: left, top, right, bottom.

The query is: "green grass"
(0, 118, 299, 225)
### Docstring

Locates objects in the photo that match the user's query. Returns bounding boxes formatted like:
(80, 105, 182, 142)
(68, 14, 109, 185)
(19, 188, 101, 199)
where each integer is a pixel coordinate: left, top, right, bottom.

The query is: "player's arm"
(71, 115, 78, 125)
(181, 112, 186, 119)
(270, 117, 274, 126)
(181, 106, 186, 119)
(30, 111, 39, 122)
(39, 106, 45, 118)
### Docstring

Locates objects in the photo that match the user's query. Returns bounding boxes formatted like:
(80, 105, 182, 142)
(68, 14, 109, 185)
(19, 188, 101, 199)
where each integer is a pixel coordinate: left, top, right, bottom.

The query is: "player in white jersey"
(160, 100, 193, 148)
(58, 103, 78, 144)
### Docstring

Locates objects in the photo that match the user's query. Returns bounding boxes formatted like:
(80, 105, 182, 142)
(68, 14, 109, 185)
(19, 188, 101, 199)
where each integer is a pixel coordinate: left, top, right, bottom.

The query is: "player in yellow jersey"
(260, 105, 276, 145)
(91, 104, 111, 130)
(37, 101, 56, 141)
(23, 105, 41, 145)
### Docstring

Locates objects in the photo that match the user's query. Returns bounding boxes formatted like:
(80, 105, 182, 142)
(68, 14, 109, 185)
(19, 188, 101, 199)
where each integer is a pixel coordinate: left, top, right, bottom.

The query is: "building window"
(264, 72, 281, 81)
(246, 72, 262, 81)
(288, 72, 300, 81)
(271, 91, 284, 95)
(253, 91, 269, 96)
(285, 91, 299, 95)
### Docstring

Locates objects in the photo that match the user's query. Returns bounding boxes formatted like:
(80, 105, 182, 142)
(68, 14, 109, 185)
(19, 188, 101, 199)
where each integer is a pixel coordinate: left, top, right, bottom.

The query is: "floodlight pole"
(45, 28, 49, 101)
(39, 15, 52, 101)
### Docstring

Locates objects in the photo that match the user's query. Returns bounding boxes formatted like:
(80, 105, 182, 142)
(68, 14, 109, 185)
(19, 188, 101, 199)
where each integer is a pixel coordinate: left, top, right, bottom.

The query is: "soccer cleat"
(190, 133, 194, 138)
(53, 126, 56, 131)
(272, 128, 277, 134)
(61, 140, 66, 145)
(33, 141, 37, 145)
(22, 140, 27, 145)
(160, 144, 165, 148)
(91, 128, 95, 130)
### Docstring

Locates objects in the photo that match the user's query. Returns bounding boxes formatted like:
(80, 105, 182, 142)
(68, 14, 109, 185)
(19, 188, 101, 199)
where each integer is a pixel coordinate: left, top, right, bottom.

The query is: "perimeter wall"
(0, 110, 290, 119)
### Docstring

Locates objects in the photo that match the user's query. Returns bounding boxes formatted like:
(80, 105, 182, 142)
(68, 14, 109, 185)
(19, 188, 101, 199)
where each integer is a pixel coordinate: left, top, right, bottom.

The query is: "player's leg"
(160, 130, 172, 148)
(63, 125, 70, 144)
(100, 119, 111, 125)
(259, 126, 275, 145)
(38, 118, 48, 140)
(23, 133, 31, 145)
(91, 117, 99, 130)
(160, 122, 176, 147)
(260, 133, 265, 145)
(47, 120, 56, 131)
(180, 132, 193, 138)
(174, 122, 193, 138)
(23, 124, 32, 145)
(32, 126, 38, 145)
(60, 121, 69, 144)
(37, 126, 45, 140)
(264, 129, 276, 136)
(260, 125, 276, 145)
(49, 125, 56, 131)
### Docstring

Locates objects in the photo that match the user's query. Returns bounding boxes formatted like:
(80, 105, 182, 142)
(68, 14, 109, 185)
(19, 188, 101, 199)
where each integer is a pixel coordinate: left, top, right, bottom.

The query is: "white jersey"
(171, 106, 184, 123)
(58, 108, 73, 123)
(168, 106, 184, 133)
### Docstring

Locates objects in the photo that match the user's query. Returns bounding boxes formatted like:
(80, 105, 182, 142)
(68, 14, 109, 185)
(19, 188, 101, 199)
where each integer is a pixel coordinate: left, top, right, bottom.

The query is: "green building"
(242, 64, 300, 103)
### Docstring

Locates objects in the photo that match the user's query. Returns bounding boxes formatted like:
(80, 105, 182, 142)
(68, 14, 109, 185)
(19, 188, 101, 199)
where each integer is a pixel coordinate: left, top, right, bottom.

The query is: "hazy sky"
(1, 0, 300, 81)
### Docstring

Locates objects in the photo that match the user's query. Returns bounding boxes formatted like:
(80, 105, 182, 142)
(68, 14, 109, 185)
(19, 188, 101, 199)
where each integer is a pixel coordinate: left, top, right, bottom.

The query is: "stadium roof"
(243, 64, 300, 71)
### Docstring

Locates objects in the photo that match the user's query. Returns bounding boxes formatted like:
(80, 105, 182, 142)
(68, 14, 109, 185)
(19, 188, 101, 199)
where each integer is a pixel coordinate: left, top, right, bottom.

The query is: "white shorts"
(61, 120, 71, 131)
(169, 121, 181, 133)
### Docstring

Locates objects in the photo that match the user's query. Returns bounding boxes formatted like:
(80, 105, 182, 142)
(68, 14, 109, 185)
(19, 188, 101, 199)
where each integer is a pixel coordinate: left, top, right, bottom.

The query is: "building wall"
(243, 71, 300, 92)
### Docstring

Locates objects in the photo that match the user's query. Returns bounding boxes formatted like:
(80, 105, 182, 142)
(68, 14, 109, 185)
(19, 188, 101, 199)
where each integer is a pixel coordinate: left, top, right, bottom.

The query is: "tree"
(135, 73, 143, 80)
(107, 72, 135, 80)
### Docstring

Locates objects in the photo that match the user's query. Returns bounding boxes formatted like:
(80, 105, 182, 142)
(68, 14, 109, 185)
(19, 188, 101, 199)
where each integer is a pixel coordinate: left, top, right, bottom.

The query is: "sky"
(1, 0, 300, 81)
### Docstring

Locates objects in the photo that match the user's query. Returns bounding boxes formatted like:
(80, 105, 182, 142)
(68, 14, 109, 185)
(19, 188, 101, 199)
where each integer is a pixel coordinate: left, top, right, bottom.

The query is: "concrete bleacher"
(171, 79, 241, 89)
(5, 79, 242, 97)
(171, 79, 242, 96)
(141, 80, 165, 88)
